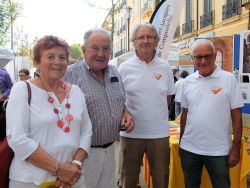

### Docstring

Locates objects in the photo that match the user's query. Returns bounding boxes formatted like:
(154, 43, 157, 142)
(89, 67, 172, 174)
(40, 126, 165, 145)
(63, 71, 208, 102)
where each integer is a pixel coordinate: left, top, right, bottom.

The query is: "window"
(121, 38, 123, 51)
(185, 0, 192, 22)
(204, 0, 212, 13)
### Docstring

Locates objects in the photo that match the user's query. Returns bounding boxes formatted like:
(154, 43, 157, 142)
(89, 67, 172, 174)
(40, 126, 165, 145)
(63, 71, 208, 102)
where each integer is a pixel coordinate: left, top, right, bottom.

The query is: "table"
(144, 133, 250, 188)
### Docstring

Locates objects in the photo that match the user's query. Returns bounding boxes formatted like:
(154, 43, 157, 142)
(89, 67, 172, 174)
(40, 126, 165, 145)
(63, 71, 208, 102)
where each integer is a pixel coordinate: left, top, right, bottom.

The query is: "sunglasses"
(192, 54, 214, 62)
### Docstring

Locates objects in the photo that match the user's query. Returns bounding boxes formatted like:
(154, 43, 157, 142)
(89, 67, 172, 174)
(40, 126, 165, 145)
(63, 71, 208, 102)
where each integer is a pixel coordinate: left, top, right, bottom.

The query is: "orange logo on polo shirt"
(154, 73, 162, 80)
(212, 87, 222, 94)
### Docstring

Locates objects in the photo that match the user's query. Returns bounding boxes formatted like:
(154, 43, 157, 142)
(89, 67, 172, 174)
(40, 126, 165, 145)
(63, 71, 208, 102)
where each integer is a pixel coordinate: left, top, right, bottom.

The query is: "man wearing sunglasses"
(179, 39, 243, 188)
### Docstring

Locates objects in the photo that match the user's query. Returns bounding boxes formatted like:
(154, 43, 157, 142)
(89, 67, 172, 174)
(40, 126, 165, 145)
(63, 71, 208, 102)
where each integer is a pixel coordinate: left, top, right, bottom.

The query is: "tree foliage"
(69, 43, 83, 64)
(14, 26, 32, 56)
(0, 0, 22, 45)
(13, 26, 38, 68)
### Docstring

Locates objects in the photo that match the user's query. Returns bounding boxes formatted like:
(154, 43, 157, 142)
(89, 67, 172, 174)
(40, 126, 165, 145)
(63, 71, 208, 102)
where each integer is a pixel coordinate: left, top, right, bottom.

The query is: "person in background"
(169, 65, 179, 120)
(174, 70, 189, 117)
(64, 28, 134, 188)
(18, 68, 31, 81)
(0, 67, 13, 188)
(6, 35, 92, 188)
(118, 23, 175, 188)
(179, 39, 243, 188)
(171, 65, 179, 82)
(0, 68, 13, 141)
(0, 68, 12, 109)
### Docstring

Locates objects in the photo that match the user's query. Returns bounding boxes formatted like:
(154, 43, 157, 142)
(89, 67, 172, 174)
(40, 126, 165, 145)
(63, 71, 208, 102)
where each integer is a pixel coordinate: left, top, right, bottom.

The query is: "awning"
(0, 47, 15, 68)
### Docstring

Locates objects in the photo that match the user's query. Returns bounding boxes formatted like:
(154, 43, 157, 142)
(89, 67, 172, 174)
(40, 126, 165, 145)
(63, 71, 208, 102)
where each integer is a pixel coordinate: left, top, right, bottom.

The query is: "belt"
(91, 142, 114, 149)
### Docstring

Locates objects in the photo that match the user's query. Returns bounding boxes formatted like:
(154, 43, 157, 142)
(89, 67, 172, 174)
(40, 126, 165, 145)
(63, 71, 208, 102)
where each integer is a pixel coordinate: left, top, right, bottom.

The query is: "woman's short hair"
(130, 23, 159, 42)
(33, 35, 69, 63)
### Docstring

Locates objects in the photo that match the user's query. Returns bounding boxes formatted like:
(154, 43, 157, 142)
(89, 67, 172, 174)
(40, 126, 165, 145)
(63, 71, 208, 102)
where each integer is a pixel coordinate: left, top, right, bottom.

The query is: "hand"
(71, 162, 81, 170)
(121, 109, 135, 133)
(228, 145, 240, 168)
(57, 163, 82, 185)
(54, 179, 72, 188)
(0, 95, 6, 102)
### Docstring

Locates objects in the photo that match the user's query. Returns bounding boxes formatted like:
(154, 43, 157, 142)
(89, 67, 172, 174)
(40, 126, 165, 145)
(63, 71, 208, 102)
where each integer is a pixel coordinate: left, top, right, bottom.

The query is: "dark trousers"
(179, 148, 230, 188)
(169, 95, 175, 120)
(121, 137, 170, 188)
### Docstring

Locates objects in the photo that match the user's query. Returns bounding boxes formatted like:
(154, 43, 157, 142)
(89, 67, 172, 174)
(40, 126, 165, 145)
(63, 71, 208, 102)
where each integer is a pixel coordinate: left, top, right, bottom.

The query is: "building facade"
(102, 0, 250, 67)
(175, 0, 249, 58)
(101, 0, 160, 58)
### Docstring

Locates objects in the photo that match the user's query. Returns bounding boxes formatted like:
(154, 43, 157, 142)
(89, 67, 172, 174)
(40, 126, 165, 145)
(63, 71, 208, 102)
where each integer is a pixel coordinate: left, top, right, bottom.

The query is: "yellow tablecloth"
(144, 136, 250, 188)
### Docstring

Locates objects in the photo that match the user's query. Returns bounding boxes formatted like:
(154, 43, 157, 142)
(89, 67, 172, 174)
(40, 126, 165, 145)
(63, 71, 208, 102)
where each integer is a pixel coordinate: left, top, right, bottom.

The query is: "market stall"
(143, 122, 250, 188)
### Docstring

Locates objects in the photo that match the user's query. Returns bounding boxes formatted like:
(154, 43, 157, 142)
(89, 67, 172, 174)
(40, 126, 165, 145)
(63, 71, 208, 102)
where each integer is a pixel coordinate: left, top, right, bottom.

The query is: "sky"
(14, 0, 111, 45)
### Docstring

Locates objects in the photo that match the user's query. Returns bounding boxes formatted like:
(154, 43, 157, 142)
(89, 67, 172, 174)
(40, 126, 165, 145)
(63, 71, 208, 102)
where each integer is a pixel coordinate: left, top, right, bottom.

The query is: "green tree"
(0, 0, 22, 45)
(69, 43, 83, 64)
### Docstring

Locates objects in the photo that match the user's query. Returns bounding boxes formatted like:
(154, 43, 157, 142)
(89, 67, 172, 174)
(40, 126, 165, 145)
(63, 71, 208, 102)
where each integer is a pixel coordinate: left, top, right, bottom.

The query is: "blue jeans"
(179, 148, 230, 188)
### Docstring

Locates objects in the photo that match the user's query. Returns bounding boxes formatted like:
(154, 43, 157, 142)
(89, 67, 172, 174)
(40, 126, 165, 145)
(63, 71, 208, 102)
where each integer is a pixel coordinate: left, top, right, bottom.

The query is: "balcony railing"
(114, 49, 127, 57)
(200, 10, 215, 29)
(222, 0, 241, 20)
(182, 20, 194, 35)
(174, 25, 180, 38)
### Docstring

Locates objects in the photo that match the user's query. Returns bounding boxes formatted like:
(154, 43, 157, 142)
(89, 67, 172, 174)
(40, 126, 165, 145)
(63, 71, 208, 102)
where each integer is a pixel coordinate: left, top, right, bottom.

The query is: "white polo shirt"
(118, 55, 175, 139)
(180, 66, 244, 156)
(174, 78, 185, 103)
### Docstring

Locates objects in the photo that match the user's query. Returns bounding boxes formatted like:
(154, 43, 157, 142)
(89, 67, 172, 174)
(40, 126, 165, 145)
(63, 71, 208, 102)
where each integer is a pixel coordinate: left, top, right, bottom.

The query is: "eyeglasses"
(192, 54, 214, 62)
(135, 35, 157, 41)
(87, 45, 111, 54)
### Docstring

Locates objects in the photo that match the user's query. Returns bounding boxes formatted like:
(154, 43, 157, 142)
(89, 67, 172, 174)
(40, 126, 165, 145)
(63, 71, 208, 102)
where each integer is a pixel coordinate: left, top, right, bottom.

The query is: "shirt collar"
(83, 58, 109, 74)
(82, 59, 118, 83)
(135, 54, 157, 65)
(194, 65, 221, 79)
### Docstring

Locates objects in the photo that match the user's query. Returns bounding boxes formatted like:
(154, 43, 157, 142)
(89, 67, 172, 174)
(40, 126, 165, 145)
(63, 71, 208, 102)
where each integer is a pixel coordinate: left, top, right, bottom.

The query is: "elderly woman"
(6, 36, 92, 188)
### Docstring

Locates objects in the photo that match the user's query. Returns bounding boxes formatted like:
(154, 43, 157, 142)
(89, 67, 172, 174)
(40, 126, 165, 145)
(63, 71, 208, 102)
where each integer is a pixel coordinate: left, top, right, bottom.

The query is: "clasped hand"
(121, 109, 135, 133)
(54, 162, 82, 188)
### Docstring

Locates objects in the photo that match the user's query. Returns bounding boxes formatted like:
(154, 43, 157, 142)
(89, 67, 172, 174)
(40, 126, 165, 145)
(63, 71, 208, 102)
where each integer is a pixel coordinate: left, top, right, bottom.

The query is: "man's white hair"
(191, 39, 215, 54)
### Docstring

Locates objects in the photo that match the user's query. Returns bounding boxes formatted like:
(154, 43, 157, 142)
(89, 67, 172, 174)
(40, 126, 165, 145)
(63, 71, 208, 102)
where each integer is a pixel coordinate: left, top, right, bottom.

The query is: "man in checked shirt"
(64, 28, 134, 188)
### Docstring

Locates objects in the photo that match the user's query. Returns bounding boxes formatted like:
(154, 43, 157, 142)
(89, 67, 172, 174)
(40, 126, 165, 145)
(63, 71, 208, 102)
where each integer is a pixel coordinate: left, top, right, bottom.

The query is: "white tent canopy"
(109, 51, 135, 68)
(0, 47, 15, 68)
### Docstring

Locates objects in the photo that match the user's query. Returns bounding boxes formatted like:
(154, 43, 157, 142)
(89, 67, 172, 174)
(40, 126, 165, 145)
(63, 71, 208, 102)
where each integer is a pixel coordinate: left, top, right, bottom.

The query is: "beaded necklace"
(39, 77, 73, 133)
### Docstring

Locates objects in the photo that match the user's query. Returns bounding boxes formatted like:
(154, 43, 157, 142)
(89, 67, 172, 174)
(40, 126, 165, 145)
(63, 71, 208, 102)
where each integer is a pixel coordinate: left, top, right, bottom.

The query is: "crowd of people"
(0, 22, 243, 188)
